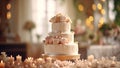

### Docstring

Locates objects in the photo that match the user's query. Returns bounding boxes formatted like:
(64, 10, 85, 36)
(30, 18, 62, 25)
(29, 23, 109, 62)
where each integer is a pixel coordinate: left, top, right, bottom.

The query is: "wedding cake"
(43, 13, 79, 60)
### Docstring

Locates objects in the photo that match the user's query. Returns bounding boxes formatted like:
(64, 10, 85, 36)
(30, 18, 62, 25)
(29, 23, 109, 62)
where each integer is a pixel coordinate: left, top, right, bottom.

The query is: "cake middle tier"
(44, 43, 78, 55)
(45, 32, 74, 44)
(52, 22, 71, 33)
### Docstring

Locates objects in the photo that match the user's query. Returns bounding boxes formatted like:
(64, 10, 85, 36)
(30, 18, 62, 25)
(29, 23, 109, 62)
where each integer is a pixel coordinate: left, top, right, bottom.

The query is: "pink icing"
(45, 36, 69, 45)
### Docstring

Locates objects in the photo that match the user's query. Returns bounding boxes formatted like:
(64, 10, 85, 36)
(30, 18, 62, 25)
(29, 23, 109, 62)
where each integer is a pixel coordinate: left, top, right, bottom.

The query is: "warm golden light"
(92, 4, 96, 10)
(98, 22, 104, 28)
(78, 4, 84, 11)
(85, 18, 94, 30)
(101, 9, 105, 15)
(97, 3, 102, 10)
(7, 12, 11, 19)
(89, 16, 94, 22)
(86, 18, 90, 25)
(99, 17, 104, 23)
(6, 3, 11, 10)
(101, 0, 106, 2)
(98, 17, 104, 28)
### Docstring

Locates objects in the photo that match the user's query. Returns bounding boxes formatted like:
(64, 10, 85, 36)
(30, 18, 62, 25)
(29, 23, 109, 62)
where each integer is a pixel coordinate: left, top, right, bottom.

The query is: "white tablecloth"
(87, 45, 120, 59)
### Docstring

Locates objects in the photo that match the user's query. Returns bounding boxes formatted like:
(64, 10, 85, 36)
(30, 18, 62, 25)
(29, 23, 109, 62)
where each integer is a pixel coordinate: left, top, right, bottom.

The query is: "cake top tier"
(49, 13, 72, 23)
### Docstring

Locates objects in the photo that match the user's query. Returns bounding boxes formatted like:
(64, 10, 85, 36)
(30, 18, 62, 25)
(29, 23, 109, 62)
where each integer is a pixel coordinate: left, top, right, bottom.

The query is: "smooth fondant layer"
(52, 22, 71, 33)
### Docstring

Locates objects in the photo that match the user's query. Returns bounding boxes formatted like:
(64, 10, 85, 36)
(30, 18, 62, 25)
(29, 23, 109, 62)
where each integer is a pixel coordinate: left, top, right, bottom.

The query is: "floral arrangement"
(23, 21, 36, 31)
(44, 36, 69, 45)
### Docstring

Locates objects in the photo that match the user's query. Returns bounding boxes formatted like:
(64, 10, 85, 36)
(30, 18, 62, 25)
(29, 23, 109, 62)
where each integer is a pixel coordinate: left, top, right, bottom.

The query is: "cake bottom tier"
(44, 43, 78, 55)
(43, 54, 80, 61)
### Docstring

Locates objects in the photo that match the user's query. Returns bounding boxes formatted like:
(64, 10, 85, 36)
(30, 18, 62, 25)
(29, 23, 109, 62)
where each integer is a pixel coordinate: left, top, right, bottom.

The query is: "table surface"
(87, 45, 120, 59)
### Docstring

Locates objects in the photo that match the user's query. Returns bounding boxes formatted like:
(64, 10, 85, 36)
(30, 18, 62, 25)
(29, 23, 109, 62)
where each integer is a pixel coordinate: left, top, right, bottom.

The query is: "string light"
(6, 2, 12, 20)
(78, 4, 84, 11)
(97, 3, 102, 10)
(6, 3, 11, 10)
(98, 17, 104, 28)
(86, 18, 90, 27)
(101, 0, 106, 2)
(99, 17, 104, 23)
(89, 16, 94, 22)
(101, 9, 105, 15)
(7, 11, 11, 20)
(85, 18, 94, 30)
(92, 4, 96, 10)
(76, 1, 105, 29)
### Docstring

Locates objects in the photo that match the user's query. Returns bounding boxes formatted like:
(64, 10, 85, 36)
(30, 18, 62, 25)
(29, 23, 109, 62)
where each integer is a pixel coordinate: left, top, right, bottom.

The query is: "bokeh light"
(97, 3, 102, 10)
(78, 4, 84, 11)
(98, 17, 104, 28)
(92, 4, 96, 10)
(101, 9, 105, 15)
(89, 16, 94, 22)
(6, 3, 11, 10)
(7, 11, 11, 19)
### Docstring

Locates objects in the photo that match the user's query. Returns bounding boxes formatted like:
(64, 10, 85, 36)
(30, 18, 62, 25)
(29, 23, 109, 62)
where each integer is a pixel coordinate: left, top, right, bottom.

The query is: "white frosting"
(44, 43, 78, 55)
(52, 22, 71, 33)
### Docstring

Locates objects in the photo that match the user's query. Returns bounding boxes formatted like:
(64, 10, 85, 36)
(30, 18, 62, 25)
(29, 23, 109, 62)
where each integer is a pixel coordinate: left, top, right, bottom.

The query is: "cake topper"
(49, 13, 71, 23)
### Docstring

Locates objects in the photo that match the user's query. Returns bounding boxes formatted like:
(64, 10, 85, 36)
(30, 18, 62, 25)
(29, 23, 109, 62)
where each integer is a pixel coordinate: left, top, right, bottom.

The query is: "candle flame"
(1, 60, 3, 63)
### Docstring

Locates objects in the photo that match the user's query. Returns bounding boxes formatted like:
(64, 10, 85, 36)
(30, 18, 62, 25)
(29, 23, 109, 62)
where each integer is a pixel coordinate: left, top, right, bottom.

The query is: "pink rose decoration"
(45, 36, 53, 44)
(53, 39, 59, 44)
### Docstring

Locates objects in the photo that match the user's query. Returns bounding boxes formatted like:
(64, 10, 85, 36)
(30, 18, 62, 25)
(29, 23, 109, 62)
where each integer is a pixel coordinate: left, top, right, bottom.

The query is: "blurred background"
(0, 0, 120, 60)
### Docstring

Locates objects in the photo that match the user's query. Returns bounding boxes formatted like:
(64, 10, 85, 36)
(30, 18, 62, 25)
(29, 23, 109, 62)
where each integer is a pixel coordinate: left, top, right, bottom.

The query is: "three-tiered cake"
(43, 13, 80, 60)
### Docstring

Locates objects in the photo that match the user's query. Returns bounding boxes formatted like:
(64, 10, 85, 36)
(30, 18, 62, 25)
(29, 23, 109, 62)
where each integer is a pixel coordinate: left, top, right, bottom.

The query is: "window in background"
(31, 0, 56, 43)
(108, 0, 115, 22)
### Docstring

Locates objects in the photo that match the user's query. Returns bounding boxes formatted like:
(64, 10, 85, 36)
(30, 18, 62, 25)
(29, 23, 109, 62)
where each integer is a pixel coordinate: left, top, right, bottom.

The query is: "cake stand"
(42, 54, 80, 61)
